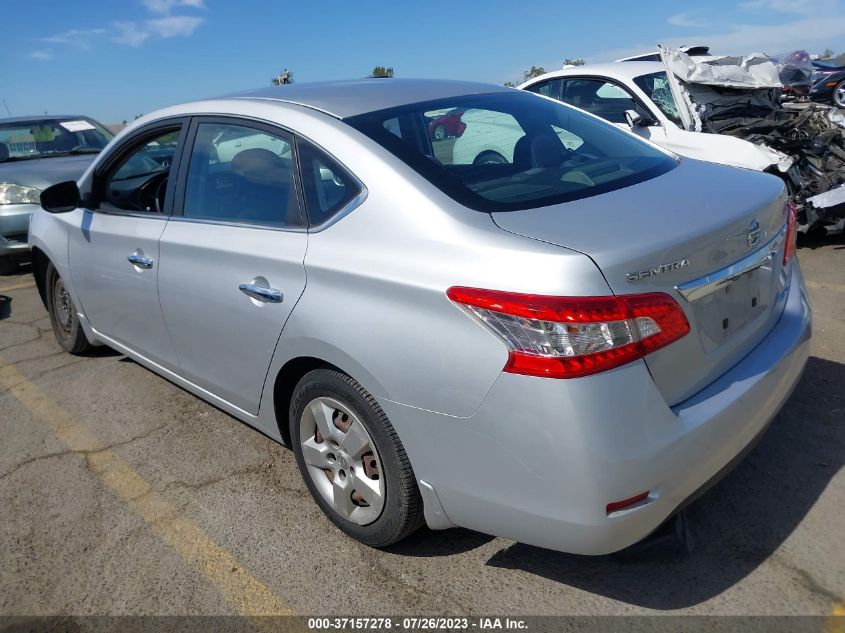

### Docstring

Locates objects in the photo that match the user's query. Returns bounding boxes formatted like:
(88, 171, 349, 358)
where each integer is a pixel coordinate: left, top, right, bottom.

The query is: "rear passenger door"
(157, 117, 308, 414)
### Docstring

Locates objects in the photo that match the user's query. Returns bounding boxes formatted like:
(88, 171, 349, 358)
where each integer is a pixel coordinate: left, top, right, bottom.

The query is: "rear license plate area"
(693, 267, 772, 350)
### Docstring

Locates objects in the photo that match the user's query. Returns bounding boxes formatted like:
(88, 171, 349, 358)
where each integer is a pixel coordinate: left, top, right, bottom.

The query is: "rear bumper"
(381, 262, 811, 554)
(0, 203, 35, 257)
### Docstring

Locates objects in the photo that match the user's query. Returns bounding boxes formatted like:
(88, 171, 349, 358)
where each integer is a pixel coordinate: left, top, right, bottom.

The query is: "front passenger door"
(157, 118, 308, 414)
(558, 77, 669, 146)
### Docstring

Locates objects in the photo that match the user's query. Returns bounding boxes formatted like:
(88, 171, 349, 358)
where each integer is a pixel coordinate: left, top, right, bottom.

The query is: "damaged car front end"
(659, 46, 845, 234)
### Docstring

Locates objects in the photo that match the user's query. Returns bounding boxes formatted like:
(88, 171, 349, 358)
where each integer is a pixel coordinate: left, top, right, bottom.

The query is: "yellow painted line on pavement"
(0, 358, 293, 621)
(0, 280, 35, 293)
(828, 601, 845, 633)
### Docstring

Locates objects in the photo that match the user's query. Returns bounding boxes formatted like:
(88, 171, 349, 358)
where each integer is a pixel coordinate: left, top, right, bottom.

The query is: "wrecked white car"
(520, 51, 845, 233)
(519, 62, 794, 175)
(658, 46, 845, 233)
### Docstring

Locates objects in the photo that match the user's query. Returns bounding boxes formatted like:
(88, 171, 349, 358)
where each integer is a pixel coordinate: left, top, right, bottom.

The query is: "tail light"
(784, 200, 797, 266)
(446, 287, 690, 379)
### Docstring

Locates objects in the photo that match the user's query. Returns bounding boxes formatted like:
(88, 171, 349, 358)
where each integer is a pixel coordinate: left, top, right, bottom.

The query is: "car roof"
(227, 78, 513, 119)
(0, 115, 96, 124)
(518, 62, 665, 88)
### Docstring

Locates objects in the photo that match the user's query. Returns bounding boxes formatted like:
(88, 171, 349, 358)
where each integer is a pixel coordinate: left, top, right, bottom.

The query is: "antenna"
(2, 99, 10, 117)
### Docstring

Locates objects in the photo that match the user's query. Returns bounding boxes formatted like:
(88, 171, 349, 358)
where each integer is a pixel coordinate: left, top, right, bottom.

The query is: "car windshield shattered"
(0, 117, 113, 161)
(346, 91, 677, 211)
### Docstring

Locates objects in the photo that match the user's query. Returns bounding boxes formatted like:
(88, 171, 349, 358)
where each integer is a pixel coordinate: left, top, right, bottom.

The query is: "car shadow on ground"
(384, 527, 495, 557)
(485, 355, 844, 609)
(798, 231, 844, 250)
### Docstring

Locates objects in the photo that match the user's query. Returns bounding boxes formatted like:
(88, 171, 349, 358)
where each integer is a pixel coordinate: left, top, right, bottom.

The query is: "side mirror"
(625, 109, 658, 127)
(40, 180, 81, 214)
(624, 109, 644, 127)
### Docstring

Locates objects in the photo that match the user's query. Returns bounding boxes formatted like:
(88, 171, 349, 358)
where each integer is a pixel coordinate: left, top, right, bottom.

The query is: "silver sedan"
(29, 79, 811, 555)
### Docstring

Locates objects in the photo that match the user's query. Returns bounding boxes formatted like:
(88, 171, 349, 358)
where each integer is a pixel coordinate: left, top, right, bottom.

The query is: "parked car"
(31, 79, 810, 555)
(518, 62, 792, 173)
(426, 108, 466, 141)
(519, 59, 845, 233)
(809, 59, 845, 108)
(0, 115, 113, 274)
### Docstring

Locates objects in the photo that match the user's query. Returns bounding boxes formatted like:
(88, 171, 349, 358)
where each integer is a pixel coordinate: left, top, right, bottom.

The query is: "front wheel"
(290, 368, 424, 547)
(834, 80, 845, 109)
(0, 257, 19, 276)
(46, 262, 92, 354)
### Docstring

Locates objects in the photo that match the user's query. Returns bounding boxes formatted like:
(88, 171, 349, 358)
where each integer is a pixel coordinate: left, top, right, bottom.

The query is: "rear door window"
(181, 122, 303, 228)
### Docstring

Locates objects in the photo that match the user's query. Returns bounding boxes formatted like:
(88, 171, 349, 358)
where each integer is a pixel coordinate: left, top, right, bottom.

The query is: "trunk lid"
(492, 158, 792, 405)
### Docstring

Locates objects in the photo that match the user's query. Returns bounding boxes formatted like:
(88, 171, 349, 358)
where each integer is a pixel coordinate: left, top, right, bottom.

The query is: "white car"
(518, 61, 791, 173)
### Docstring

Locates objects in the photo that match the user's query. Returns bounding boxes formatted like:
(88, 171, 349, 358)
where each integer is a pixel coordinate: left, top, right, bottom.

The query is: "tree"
(564, 58, 586, 66)
(503, 81, 515, 87)
(820, 48, 834, 59)
(522, 65, 546, 82)
(371, 66, 395, 78)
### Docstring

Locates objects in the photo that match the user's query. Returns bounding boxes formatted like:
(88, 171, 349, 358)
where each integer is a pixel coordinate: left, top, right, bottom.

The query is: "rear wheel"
(290, 368, 424, 547)
(46, 263, 92, 354)
(473, 150, 507, 165)
(834, 80, 845, 108)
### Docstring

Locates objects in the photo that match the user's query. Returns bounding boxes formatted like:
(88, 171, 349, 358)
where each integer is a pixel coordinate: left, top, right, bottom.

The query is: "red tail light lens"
(446, 287, 690, 379)
(784, 200, 797, 266)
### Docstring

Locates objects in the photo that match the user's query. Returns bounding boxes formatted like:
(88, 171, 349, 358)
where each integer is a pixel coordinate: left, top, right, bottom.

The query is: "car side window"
(100, 128, 181, 213)
(526, 79, 562, 100)
(182, 122, 302, 228)
(297, 140, 362, 226)
(559, 79, 639, 124)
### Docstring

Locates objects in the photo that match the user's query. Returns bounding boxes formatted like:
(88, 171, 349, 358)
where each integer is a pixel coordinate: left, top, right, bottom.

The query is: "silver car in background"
(30, 79, 811, 555)
(0, 116, 113, 274)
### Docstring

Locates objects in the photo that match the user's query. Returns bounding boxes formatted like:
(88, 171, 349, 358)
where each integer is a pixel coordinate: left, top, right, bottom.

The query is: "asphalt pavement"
(1, 238, 843, 618)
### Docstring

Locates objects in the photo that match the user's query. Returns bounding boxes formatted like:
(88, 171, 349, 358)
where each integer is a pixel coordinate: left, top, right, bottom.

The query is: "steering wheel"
(135, 172, 169, 213)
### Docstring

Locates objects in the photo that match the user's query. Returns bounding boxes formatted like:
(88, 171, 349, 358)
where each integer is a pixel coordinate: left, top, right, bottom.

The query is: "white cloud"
(739, 0, 836, 14)
(667, 11, 709, 27)
(146, 15, 204, 38)
(142, 0, 206, 14)
(42, 28, 106, 48)
(591, 14, 845, 61)
(29, 49, 55, 61)
(112, 21, 151, 47)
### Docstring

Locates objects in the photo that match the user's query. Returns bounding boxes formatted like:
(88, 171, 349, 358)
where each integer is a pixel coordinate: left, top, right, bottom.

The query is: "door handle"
(127, 254, 154, 269)
(239, 283, 284, 303)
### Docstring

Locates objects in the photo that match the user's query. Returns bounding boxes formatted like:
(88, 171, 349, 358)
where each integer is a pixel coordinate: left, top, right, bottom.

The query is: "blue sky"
(3, 0, 843, 123)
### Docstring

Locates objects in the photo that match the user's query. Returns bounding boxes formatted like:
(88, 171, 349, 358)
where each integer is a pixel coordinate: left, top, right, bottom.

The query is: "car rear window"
(345, 91, 677, 212)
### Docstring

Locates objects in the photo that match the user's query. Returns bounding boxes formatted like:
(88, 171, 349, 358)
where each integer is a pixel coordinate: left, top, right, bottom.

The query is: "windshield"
(633, 72, 683, 127)
(0, 117, 113, 161)
(346, 91, 676, 212)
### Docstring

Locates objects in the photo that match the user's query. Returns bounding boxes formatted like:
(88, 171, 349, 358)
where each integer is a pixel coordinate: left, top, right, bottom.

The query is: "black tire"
(290, 368, 424, 547)
(473, 150, 508, 165)
(46, 262, 92, 354)
(0, 257, 19, 276)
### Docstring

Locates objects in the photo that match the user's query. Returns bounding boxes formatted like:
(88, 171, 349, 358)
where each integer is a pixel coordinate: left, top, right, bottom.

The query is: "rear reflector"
(446, 287, 690, 379)
(784, 200, 797, 266)
(606, 491, 650, 514)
